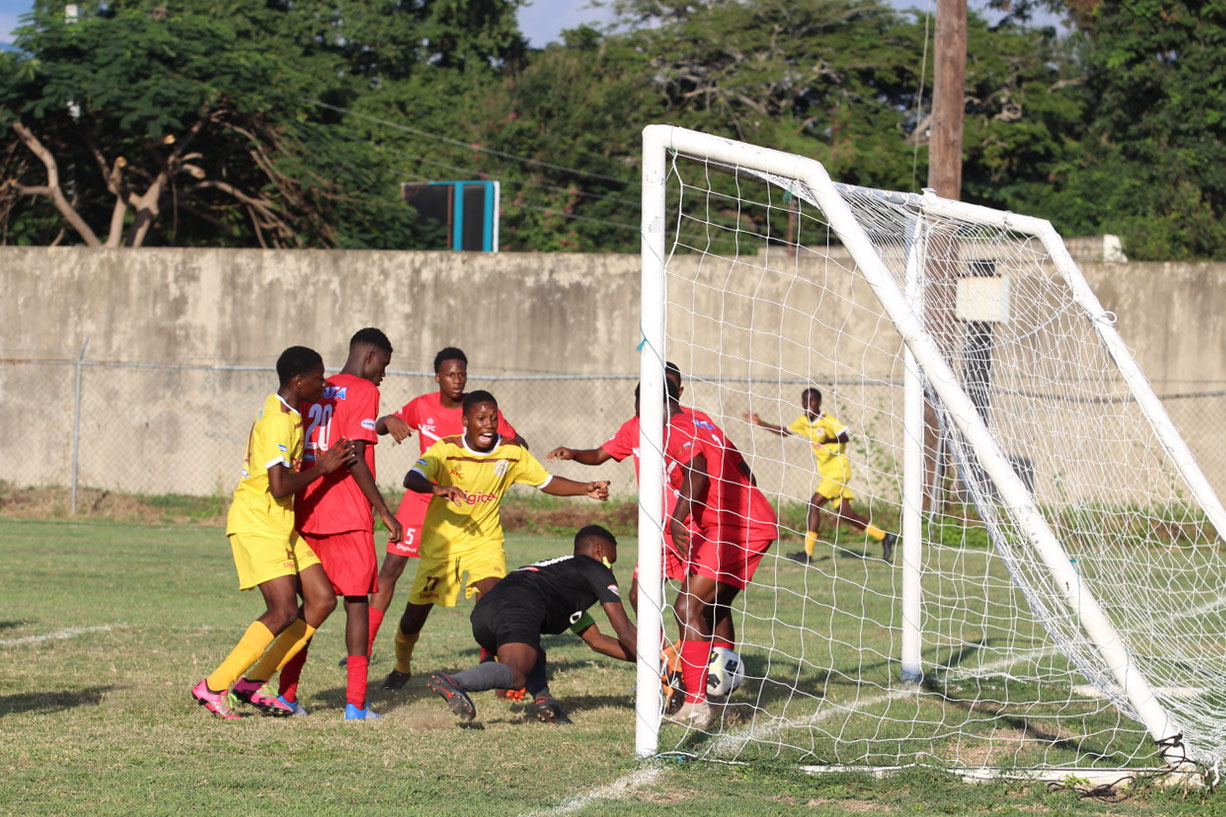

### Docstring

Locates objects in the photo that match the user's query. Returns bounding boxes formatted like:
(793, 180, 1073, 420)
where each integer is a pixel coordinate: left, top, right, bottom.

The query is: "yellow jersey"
(226, 393, 303, 539)
(411, 435, 552, 558)
(787, 413, 848, 471)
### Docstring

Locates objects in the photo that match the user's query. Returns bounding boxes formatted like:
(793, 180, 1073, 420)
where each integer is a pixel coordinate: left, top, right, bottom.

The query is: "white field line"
(0, 625, 114, 647)
(516, 765, 663, 817)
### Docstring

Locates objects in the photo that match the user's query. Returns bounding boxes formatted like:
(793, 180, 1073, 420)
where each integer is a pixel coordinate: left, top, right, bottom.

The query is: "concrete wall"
(3, 247, 1224, 501)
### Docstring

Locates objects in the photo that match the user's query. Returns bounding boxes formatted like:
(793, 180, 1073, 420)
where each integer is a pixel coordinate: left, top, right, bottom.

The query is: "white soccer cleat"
(672, 700, 713, 728)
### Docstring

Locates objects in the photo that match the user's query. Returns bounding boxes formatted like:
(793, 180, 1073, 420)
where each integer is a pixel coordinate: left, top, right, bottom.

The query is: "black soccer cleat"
(785, 550, 812, 565)
(881, 533, 897, 563)
(381, 669, 412, 691)
(427, 671, 476, 721)
(533, 694, 573, 725)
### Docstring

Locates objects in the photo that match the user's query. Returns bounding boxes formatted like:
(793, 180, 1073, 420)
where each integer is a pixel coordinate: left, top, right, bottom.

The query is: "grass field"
(0, 516, 1221, 816)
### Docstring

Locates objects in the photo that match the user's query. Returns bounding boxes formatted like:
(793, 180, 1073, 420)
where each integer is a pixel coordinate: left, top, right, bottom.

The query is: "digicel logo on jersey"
(462, 491, 498, 505)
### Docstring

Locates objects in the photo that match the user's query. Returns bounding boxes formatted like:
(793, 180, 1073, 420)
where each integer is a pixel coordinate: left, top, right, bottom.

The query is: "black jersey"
(478, 553, 622, 635)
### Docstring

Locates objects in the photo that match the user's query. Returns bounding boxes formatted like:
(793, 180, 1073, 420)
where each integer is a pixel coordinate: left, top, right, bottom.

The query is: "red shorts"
(386, 490, 430, 558)
(633, 524, 703, 584)
(688, 529, 773, 590)
(303, 529, 378, 596)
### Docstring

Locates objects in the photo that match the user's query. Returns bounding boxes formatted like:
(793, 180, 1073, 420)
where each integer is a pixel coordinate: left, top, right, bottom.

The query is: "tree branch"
(11, 120, 102, 246)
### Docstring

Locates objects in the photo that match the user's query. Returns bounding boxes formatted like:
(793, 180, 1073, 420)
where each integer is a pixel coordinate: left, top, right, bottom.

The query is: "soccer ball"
(706, 647, 745, 698)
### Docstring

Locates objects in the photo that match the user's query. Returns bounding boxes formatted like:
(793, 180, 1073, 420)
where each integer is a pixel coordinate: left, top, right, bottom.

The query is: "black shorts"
(471, 598, 544, 653)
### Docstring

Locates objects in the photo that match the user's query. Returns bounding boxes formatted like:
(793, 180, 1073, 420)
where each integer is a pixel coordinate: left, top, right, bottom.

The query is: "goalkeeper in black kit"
(427, 524, 637, 725)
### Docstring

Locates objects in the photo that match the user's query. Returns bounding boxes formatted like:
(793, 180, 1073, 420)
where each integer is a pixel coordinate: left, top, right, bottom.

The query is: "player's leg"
(383, 601, 432, 689)
(833, 499, 894, 560)
(671, 569, 715, 716)
(364, 490, 427, 658)
(194, 535, 301, 719)
(341, 595, 379, 719)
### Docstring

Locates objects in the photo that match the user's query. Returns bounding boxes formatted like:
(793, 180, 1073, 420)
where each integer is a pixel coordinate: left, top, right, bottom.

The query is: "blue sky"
(0, 0, 611, 48)
(0, 1, 1057, 51)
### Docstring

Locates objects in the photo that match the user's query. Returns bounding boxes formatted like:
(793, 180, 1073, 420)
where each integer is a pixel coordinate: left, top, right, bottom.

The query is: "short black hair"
(633, 378, 680, 402)
(462, 389, 497, 412)
(434, 346, 468, 372)
(802, 386, 822, 402)
(350, 327, 393, 355)
(574, 524, 617, 550)
(665, 361, 682, 383)
(276, 346, 323, 386)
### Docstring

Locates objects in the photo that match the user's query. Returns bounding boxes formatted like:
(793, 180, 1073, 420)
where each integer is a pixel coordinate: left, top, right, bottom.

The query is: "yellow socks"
(243, 619, 317, 683)
(865, 524, 887, 541)
(394, 629, 420, 675)
(804, 530, 819, 557)
(206, 621, 275, 692)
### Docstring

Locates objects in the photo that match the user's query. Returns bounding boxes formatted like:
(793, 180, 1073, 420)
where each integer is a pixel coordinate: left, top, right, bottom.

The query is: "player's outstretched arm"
(348, 440, 404, 543)
(743, 411, 790, 437)
(541, 477, 610, 501)
(577, 621, 633, 662)
(403, 469, 467, 505)
(546, 446, 614, 466)
(268, 437, 357, 498)
(602, 600, 637, 661)
(376, 414, 413, 444)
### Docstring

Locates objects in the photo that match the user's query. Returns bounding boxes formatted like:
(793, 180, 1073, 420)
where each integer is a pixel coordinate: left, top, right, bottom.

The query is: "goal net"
(634, 125, 1226, 777)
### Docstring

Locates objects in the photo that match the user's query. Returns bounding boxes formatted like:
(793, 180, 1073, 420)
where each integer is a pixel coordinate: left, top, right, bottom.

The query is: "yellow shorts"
(229, 530, 321, 591)
(408, 543, 507, 607)
(815, 455, 854, 508)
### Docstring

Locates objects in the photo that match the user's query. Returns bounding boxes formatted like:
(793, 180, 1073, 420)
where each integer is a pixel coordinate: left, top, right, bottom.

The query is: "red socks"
(366, 608, 385, 657)
(345, 654, 369, 708)
(277, 643, 309, 703)
(679, 640, 711, 704)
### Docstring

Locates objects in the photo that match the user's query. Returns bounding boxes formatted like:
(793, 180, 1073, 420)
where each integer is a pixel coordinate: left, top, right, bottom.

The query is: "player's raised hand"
(434, 484, 468, 506)
(742, 411, 763, 426)
(585, 480, 611, 501)
(383, 415, 413, 444)
(545, 446, 574, 461)
(318, 437, 358, 473)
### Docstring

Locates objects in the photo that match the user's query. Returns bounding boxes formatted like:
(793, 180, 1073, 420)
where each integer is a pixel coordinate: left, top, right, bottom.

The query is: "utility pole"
(921, 0, 968, 508)
(928, 0, 967, 199)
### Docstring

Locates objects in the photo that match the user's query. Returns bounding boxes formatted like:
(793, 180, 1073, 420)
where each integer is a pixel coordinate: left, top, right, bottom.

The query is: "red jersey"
(391, 391, 518, 456)
(666, 412, 778, 541)
(296, 373, 381, 536)
(600, 411, 702, 478)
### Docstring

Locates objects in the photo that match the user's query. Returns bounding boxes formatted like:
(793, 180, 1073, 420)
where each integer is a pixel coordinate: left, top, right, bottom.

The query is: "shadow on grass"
(0, 620, 32, 631)
(0, 685, 113, 717)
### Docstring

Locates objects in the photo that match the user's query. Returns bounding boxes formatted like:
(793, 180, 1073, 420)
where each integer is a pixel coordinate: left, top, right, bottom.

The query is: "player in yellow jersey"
(747, 386, 896, 564)
(381, 389, 611, 691)
(191, 346, 357, 719)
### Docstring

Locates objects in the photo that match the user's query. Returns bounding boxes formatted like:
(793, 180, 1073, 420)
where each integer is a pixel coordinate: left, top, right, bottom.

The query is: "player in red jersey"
(665, 389, 777, 726)
(265, 327, 404, 720)
(549, 370, 778, 726)
(358, 347, 521, 662)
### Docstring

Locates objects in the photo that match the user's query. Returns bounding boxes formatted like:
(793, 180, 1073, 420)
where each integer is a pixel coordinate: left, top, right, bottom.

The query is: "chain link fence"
(5, 356, 1226, 512)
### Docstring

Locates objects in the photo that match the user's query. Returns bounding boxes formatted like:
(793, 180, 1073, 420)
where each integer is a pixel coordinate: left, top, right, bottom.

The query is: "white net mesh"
(645, 132, 1226, 773)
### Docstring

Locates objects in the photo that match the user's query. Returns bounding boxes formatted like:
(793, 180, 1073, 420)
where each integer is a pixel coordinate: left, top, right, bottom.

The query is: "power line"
(306, 99, 641, 189)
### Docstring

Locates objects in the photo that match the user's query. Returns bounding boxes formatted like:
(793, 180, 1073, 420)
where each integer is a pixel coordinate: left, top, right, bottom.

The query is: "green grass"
(0, 518, 1220, 816)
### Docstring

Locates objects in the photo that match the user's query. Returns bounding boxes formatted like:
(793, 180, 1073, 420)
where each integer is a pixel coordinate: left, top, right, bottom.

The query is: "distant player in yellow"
(747, 386, 895, 564)
(381, 389, 611, 691)
(191, 346, 357, 719)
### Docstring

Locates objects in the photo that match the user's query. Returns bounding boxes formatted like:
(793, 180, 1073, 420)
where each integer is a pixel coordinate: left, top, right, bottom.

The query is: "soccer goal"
(634, 124, 1226, 780)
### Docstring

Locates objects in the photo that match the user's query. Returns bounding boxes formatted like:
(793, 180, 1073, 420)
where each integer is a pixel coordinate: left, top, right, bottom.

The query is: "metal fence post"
(70, 337, 90, 515)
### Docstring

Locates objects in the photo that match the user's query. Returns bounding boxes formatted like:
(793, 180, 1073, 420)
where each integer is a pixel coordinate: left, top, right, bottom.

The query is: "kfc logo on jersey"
(449, 465, 464, 479)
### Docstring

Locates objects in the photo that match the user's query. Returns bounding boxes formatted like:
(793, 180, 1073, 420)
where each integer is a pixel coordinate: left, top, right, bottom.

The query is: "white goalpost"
(636, 124, 1226, 778)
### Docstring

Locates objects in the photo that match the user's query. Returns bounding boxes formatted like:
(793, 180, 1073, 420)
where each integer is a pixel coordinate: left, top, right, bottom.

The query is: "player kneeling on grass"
(427, 525, 636, 725)
(382, 390, 610, 693)
(192, 346, 357, 720)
